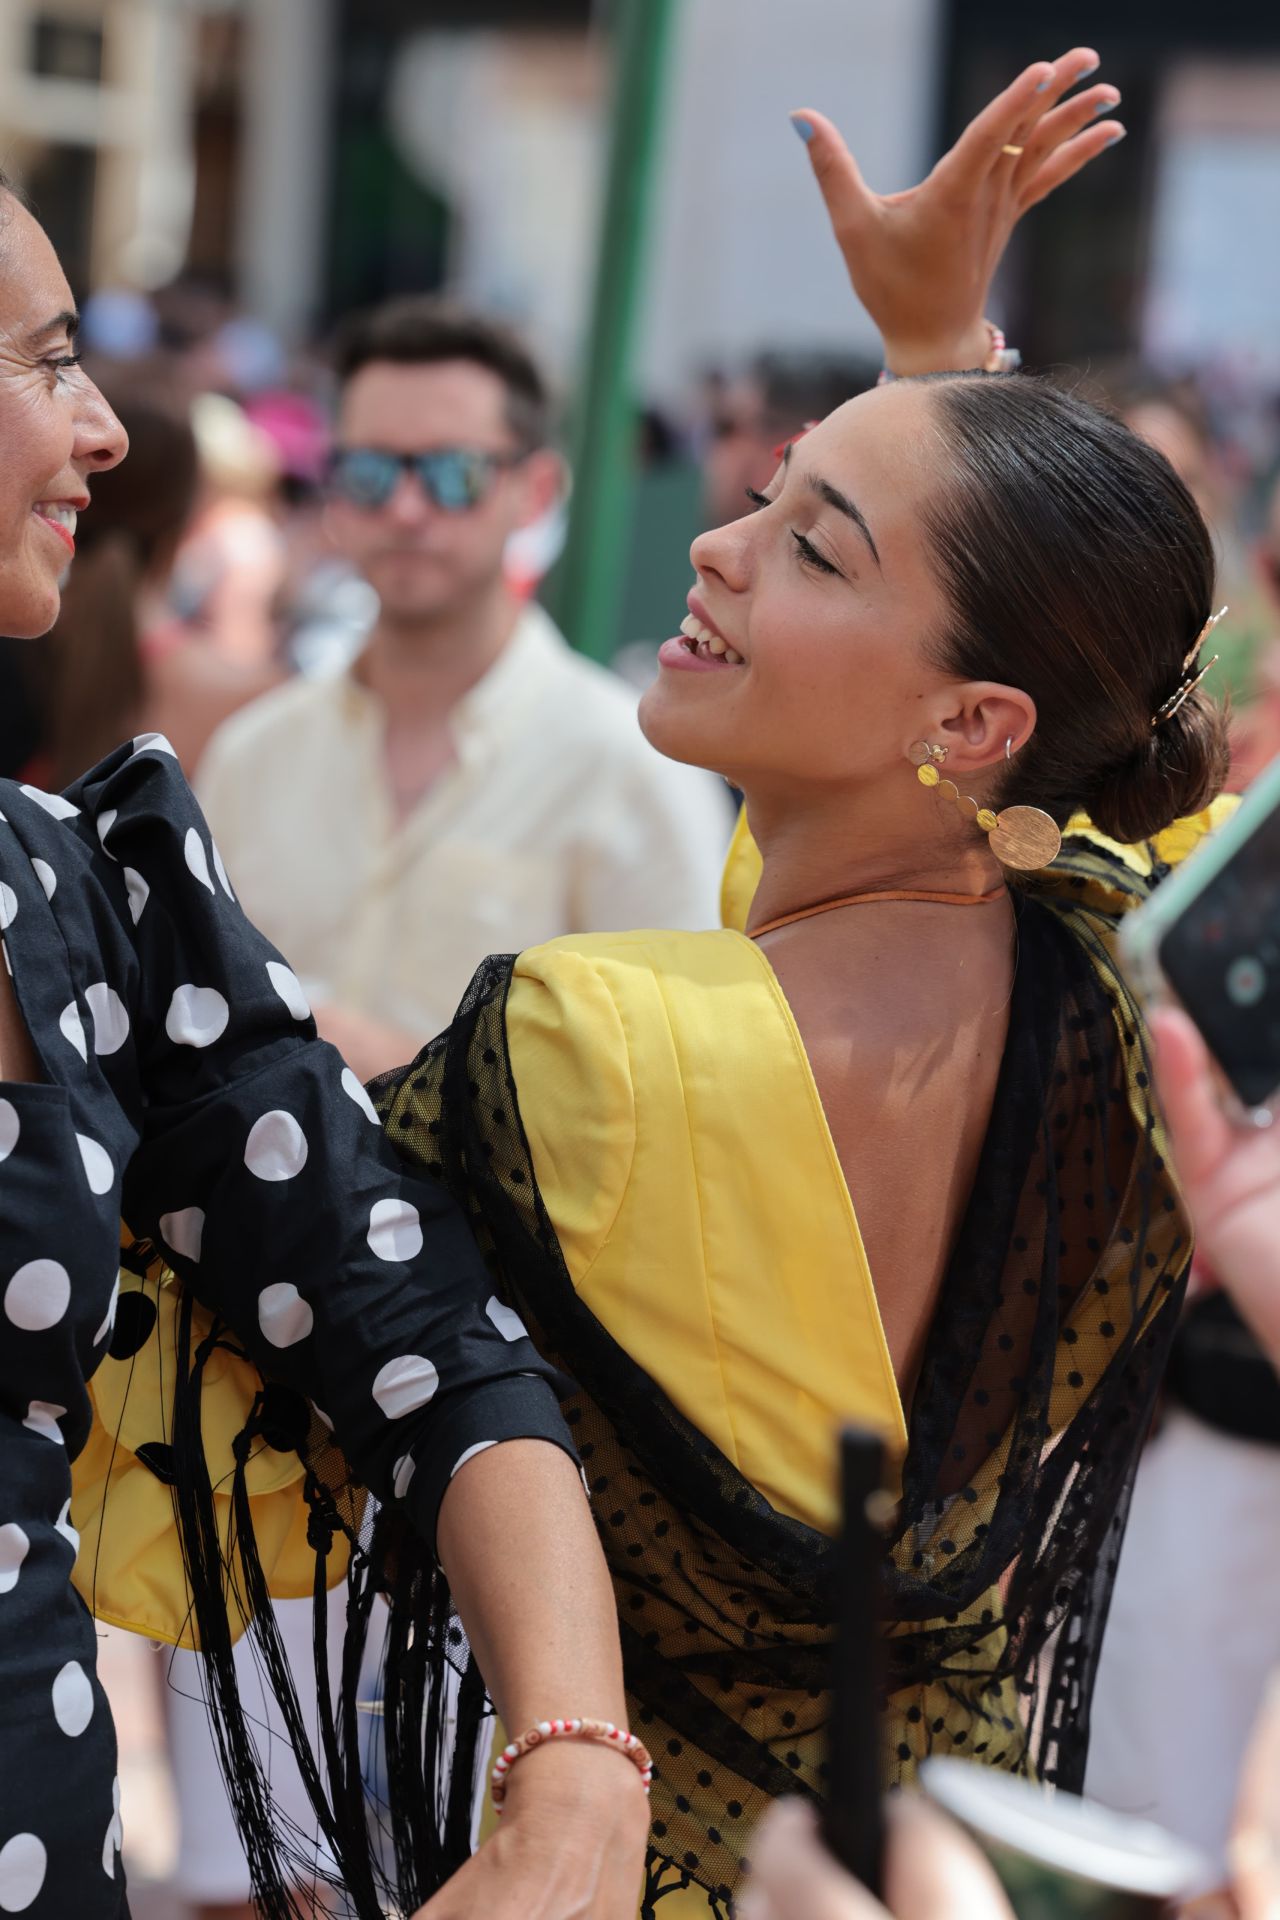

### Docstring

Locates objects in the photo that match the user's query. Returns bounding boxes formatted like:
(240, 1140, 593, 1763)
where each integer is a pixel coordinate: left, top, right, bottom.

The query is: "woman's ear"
(938, 682, 1038, 771)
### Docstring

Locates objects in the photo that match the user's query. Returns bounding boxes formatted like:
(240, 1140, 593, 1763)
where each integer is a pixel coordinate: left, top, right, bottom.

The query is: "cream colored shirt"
(197, 605, 731, 1040)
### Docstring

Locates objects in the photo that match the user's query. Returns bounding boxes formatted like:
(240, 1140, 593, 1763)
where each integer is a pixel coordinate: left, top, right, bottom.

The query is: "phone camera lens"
(1227, 955, 1267, 1007)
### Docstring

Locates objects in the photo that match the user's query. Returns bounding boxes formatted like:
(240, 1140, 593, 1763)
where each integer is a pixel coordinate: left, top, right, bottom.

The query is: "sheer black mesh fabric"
(155, 833, 1191, 1917)
(363, 849, 1191, 1913)
(129, 1228, 483, 1919)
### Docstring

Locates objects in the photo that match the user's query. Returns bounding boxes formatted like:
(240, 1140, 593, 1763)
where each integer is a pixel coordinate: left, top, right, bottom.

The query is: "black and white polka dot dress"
(0, 735, 573, 1918)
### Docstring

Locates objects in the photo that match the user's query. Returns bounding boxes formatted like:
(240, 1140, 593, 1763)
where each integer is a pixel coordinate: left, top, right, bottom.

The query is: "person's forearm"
(437, 1438, 626, 1733)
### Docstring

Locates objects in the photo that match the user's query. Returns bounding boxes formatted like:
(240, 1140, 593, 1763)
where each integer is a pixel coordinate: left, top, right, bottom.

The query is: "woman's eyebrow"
(801, 468, 881, 569)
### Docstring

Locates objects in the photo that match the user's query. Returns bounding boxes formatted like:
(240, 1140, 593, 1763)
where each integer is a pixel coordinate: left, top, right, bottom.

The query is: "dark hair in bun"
(919, 373, 1230, 845)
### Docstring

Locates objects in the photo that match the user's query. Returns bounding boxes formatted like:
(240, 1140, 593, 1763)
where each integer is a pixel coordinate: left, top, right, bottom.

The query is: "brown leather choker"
(748, 884, 1007, 939)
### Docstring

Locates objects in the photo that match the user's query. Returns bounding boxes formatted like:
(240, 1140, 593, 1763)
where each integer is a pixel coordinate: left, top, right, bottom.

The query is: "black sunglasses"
(327, 445, 525, 512)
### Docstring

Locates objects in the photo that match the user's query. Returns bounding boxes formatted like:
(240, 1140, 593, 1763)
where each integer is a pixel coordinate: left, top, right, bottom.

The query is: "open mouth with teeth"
(33, 503, 79, 557)
(679, 613, 744, 665)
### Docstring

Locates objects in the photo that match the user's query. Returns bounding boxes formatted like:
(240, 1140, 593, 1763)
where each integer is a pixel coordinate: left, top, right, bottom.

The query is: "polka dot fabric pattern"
(0, 740, 574, 1920)
(372, 836, 1193, 1915)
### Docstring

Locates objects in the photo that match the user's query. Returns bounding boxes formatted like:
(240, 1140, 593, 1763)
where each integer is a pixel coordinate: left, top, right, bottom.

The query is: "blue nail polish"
(1077, 60, 1100, 79)
(1035, 76, 1052, 92)
(1093, 97, 1117, 116)
(790, 114, 814, 144)
(1106, 130, 1126, 146)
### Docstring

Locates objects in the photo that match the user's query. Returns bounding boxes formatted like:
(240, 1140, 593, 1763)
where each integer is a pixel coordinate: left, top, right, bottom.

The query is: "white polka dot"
(451, 1439, 499, 1480)
(54, 1500, 79, 1558)
(266, 961, 311, 1021)
(123, 866, 149, 925)
(371, 1355, 439, 1420)
(367, 1198, 423, 1264)
(102, 1782, 122, 1879)
(392, 1453, 416, 1499)
(165, 984, 229, 1048)
(132, 731, 176, 757)
(310, 1401, 334, 1433)
(212, 840, 235, 899)
(245, 1110, 308, 1181)
(0, 1102, 19, 1163)
(58, 1001, 86, 1061)
(341, 1068, 380, 1125)
(29, 859, 55, 902)
(19, 783, 78, 820)
(76, 1134, 113, 1197)
(0, 1832, 46, 1911)
(159, 1207, 204, 1262)
(95, 809, 117, 857)
(0, 886, 17, 932)
(85, 983, 129, 1056)
(257, 1281, 314, 1348)
(51, 1660, 94, 1737)
(184, 828, 214, 894)
(485, 1296, 528, 1343)
(5, 1261, 71, 1332)
(23, 1401, 66, 1444)
(0, 1524, 30, 1594)
(92, 1277, 119, 1347)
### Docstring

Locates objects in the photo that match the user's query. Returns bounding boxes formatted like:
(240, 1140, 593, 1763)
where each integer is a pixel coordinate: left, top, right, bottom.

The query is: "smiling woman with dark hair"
(353, 50, 1233, 1918)
(0, 172, 645, 1920)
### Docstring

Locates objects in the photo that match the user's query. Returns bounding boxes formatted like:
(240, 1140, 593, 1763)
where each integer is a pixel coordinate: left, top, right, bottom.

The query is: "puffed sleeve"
(64, 737, 576, 1549)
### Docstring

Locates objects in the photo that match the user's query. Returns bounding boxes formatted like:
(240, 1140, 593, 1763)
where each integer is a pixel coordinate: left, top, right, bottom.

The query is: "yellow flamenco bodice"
(504, 927, 909, 1534)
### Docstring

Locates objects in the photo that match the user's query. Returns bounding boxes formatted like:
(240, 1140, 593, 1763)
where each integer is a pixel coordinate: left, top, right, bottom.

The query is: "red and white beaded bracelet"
(490, 1717, 654, 1813)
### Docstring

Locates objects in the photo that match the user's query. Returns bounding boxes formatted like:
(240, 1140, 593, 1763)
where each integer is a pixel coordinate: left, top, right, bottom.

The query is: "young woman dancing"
(92, 44, 1229, 1920)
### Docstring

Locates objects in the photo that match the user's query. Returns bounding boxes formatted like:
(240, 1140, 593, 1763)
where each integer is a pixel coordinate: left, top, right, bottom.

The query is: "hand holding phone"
(1117, 759, 1280, 1365)
(1118, 757, 1280, 1117)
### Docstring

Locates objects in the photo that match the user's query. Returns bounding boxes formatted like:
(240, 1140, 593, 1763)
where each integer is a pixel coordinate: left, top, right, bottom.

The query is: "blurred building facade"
(6, 0, 1280, 394)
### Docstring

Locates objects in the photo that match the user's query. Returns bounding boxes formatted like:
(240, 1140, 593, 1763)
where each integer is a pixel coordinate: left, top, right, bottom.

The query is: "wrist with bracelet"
(490, 1717, 654, 1814)
(877, 318, 1021, 384)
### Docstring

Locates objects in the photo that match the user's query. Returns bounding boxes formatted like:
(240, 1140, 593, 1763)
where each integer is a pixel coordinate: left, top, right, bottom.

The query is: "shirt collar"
(338, 601, 571, 774)
(451, 602, 567, 746)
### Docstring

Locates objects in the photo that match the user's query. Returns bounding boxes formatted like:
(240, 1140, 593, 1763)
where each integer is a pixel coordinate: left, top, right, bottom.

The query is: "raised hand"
(793, 48, 1124, 374)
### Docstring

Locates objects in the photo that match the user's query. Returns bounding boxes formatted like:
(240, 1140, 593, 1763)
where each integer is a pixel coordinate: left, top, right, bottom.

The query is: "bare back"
(759, 896, 1016, 1408)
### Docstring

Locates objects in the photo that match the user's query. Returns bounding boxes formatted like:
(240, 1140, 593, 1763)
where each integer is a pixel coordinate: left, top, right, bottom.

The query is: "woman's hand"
(1150, 1006, 1280, 1372)
(411, 1739, 650, 1920)
(793, 48, 1124, 373)
(737, 1797, 1013, 1920)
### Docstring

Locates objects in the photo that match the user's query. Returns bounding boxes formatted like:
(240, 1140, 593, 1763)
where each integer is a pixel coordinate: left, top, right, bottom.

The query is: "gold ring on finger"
(1001, 144, 1025, 156)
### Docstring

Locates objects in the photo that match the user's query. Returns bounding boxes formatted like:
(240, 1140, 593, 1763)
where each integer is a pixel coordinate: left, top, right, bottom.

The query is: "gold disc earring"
(908, 741, 1062, 872)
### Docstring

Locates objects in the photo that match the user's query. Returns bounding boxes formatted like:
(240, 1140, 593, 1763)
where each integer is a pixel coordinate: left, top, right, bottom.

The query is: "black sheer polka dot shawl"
(370, 834, 1193, 1917)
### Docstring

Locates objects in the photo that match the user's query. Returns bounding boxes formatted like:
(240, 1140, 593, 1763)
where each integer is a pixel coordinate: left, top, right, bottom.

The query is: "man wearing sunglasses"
(198, 298, 728, 1089)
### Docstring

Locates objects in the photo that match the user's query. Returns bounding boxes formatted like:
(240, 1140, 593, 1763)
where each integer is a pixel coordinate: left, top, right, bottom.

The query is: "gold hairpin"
(1151, 606, 1227, 729)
